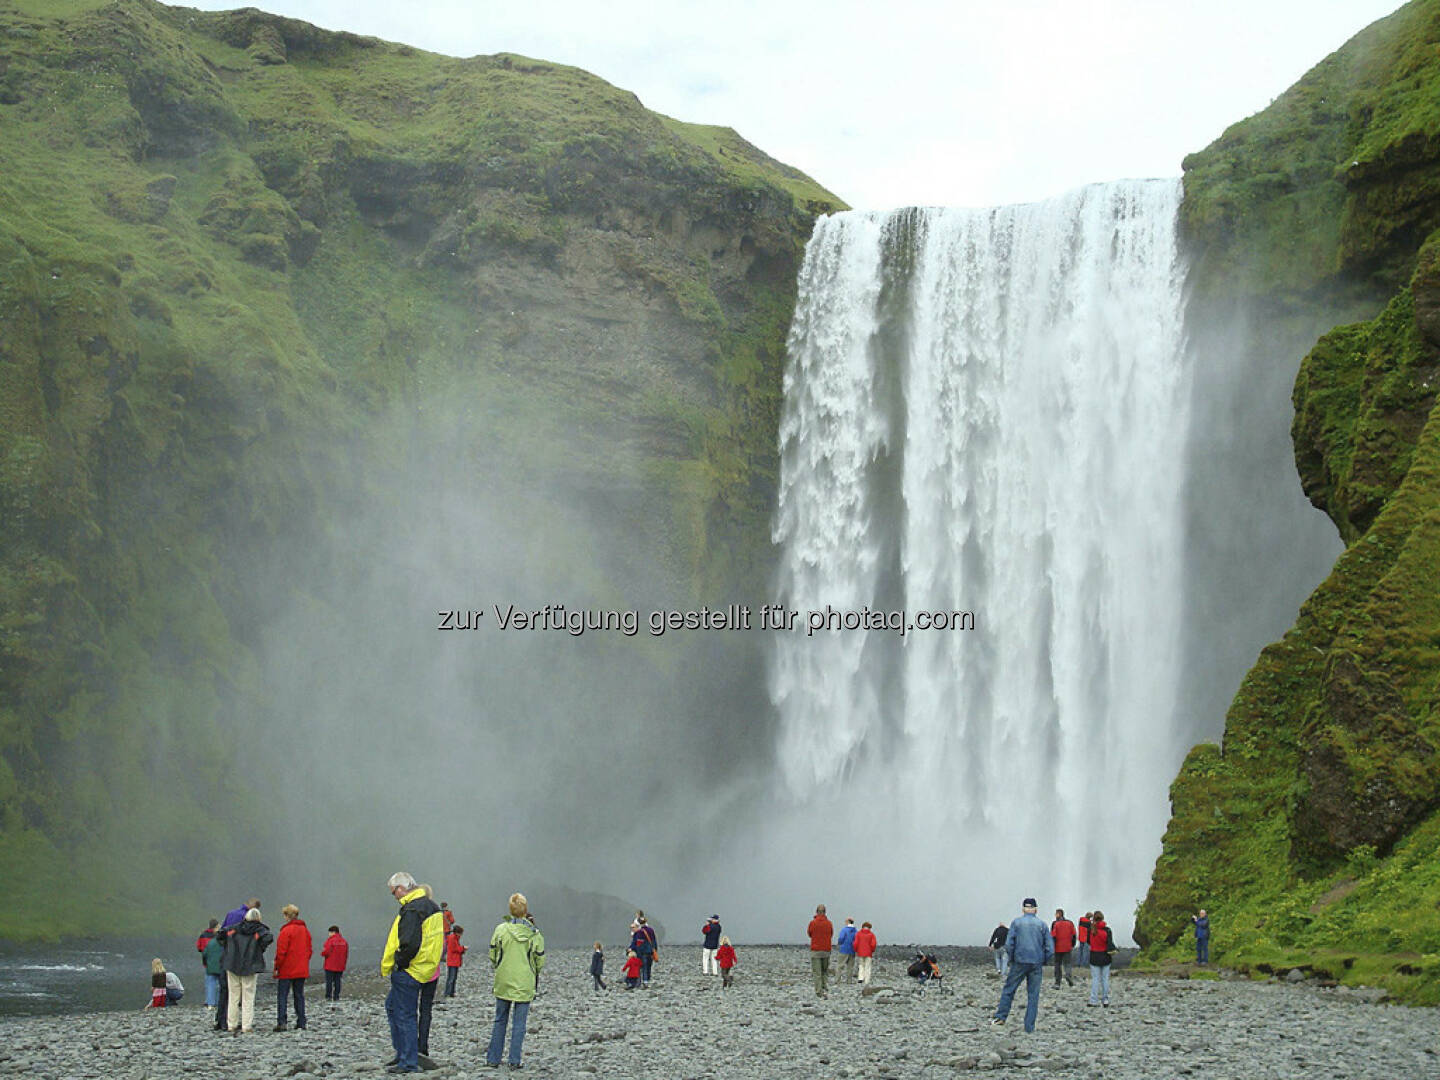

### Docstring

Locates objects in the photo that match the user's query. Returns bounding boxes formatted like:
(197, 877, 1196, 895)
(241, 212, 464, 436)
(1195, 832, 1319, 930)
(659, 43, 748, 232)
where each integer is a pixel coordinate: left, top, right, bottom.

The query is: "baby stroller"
(907, 952, 950, 996)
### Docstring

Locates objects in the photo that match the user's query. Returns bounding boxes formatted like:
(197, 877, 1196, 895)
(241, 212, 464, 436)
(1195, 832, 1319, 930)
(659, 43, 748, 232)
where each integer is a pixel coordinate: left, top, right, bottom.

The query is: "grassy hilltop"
(1136, 0, 1440, 1004)
(0, 0, 841, 937)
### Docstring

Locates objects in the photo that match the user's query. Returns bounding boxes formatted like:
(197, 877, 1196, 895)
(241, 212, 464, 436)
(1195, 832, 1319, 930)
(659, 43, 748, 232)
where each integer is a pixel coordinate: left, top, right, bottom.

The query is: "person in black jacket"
(223, 909, 273, 1034)
(701, 916, 722, 976)
(988, 922, 1010, 977)
(590, 942, 606, 990)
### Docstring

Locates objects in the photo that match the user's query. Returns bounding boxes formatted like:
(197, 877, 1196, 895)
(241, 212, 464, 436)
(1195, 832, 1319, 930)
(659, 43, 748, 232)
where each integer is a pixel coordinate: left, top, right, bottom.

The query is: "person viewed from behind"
(988, 922, 1010, 976)
(488, 892, 546, 1069)
(202, 930, 225, 1011)
(589, 941, 606, 990)
(196, 919, 219, 1006)
(622, 949, 642, 989)
(628, 919, 653, 989)
(1077, 913, 1093, 967)
(1192, 909, 1210, 965)
(636, 913, 658, 987)
(444, 926, 466, 997)
(215, 898, 259, 1032)
(322, 925, 348, 1001)
(806, 903, 833, 997)
(990, 898, 1054, 1033)
(716, 936, 737, 988)
(381, 871, 444, 1074)
(837, 917, 858, 981)
(224, 908, 273, 1034)
(701, 914, 722, 975)
(1050, 909, 1077, 988)
(145, 958, 168, 1009)
(273, 903, 311, 1032)
(853, 921, 877, 985)
(1088, 909, 1115, 1006)
(165, 967, 184, 1005)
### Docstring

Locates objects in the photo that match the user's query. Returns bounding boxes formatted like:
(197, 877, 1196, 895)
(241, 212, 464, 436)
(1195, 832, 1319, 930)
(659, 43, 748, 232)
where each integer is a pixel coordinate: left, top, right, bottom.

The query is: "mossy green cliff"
(0, 0, 842, 938)
(1138, 0, 1440, 1003)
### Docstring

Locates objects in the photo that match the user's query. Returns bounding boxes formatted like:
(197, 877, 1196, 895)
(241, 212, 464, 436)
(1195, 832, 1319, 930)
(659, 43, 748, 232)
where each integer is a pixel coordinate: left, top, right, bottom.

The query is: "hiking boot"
(274, 1024, 287, 1032)
(989, 1017, 1005, 1027)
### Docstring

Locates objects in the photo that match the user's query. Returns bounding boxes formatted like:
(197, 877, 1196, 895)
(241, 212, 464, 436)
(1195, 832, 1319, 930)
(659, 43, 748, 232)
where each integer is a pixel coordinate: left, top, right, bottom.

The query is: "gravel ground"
(0, 946, 1433, 1079)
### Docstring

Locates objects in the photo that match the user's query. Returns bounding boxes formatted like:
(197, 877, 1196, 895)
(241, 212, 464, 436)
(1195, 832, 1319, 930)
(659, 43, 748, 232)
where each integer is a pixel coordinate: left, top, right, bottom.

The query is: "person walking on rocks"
(622, 949, 642, 989)
(837, 918, 858, 982)
(590, 941, 607, 990)
(990, 898, 1053, 1034)
(488, 892, 546, 1069)
(1050, 909, 1077, 988)
(636, 913, 658, 986)
(853, 921, 877, 985)
(444, 926, 466, 997)
(1192, 909, 1210, 965)
(223, 908, 273, 1034)
(273, 904, 312, 1031)
(807, 904, 833, 997)
(322, 925, 348, 1001)
(701, 914, 722, 975)
(1087, 910, 1115, 1006)
(988, 922, 1010, 977)
(1077, 913, 1093, 968)
(716, 936, 737, 989)
(381, 871, 444, 1074)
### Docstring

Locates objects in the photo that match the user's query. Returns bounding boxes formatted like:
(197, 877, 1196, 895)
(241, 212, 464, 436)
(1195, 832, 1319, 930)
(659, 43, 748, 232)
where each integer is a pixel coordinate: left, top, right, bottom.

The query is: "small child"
(716, 936, 737, 988)
(590, 942, 607, 990)
(444, 926, 465, 997)
(622, 948, 642, 990)
(202, 932, 225, 1008)
(145, 958, 168, 1008)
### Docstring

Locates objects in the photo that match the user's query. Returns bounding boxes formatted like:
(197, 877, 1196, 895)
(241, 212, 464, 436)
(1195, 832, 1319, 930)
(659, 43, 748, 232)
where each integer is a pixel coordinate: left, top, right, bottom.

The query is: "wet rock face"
(1413, 234, 1440, 348)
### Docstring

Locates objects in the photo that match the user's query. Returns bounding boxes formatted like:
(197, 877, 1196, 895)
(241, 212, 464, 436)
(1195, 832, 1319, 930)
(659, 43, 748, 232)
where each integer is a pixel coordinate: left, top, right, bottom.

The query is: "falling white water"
(770, 180, 1190, 929)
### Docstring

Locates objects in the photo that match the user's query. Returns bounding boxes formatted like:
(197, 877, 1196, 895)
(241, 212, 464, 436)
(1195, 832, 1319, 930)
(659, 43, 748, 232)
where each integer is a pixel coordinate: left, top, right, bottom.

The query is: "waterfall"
(770, 180, 1190, 928)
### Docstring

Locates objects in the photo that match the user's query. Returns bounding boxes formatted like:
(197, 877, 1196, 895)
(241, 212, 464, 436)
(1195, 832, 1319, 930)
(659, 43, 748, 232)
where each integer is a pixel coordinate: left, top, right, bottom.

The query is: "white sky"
(184, 0, 1406, 210)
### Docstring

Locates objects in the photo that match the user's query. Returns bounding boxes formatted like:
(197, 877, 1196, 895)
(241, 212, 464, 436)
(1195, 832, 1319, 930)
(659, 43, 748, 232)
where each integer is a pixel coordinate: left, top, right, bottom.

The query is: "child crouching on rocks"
(146, 959, 168, 1008)
(716, 937, 737, 988)
(623, 949, 642, 990)
(590, 942, 607, 990)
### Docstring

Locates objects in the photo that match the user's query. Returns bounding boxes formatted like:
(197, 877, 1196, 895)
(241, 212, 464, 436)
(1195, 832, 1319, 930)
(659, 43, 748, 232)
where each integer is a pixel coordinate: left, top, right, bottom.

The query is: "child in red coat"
(444, 926, 466, 997)
(622, 949, 643, 989)
(715, 936, 737, 989)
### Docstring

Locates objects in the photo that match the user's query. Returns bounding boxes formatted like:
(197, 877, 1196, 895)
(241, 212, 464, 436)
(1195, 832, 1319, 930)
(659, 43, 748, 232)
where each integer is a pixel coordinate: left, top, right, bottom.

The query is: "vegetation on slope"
(0, 0, 842, 938)
(1138, 0, 1440, 1003)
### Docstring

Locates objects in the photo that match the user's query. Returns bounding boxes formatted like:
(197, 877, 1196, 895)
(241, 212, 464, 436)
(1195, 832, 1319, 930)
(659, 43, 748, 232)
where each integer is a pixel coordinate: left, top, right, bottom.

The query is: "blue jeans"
(386, 971, 422, 1072)
(1077, 942, 1090, 967)
(1089, 962, 1111, 1004)
(487, 997, 530, 1066)
(418, 978, 437, 1055)
(995, 961, 1043, 1032)
(1196, 938, 1209, 964)
(993, 949, 1010, 975)
(277, 977, 306, 1028)
(444, 965, 459, 996)
(205, 973, 221, 1007)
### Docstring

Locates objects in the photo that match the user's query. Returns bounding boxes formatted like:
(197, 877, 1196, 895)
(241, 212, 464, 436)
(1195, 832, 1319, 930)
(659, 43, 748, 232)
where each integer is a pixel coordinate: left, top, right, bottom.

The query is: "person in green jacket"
(202, 933, 226, 1011)
(486, 893, 546, 1069)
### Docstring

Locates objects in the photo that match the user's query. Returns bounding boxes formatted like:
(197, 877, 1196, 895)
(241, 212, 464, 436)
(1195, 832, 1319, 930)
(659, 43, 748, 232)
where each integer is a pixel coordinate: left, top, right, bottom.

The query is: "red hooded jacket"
(716, 943, 737, 969)
(322, 932, 348, 973)
(273, 918, 312, 980)
(1051, 918, 1077, 953)
(853, 927, 877, 957)
(807, 915, 833, 952)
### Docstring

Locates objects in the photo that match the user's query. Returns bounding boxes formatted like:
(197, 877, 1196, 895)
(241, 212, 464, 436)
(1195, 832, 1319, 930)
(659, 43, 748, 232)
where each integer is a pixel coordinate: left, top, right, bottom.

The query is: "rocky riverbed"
(0, 947, 1432, 1079)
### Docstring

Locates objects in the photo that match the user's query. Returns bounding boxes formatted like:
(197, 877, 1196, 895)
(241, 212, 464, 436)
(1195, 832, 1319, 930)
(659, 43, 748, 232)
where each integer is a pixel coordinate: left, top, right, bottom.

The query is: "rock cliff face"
(1137, 0, 1440, 1003)
(0, 0, 841, 936)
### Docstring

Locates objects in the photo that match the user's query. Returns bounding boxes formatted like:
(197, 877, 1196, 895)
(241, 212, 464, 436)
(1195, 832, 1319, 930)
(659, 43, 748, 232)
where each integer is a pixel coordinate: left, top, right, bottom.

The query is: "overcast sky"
(185, 0, 1406, 210)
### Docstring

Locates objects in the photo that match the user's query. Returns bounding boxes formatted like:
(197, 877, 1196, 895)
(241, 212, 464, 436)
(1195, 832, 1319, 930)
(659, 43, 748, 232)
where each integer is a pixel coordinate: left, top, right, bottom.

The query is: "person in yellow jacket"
(486, 893, 546, 1069)
(380, 872, 444, 1074)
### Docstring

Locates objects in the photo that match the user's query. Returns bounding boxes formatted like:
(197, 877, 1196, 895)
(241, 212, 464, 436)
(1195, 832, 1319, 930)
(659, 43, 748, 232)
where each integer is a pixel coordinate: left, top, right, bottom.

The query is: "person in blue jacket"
(836, 918, 858, 982)
(990, 898, 1054, 1033)
(1192, 909, 1210, 965)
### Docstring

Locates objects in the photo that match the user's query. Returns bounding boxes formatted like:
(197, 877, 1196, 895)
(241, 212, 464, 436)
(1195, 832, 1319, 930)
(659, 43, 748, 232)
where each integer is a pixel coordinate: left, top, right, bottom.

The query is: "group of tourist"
(804, 905, 878, 996)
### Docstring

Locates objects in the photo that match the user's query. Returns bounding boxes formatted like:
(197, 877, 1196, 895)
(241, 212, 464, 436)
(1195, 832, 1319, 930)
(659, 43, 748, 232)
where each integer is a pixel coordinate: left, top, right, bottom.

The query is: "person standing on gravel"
(1087, 910, 1115, 1006)
(381, 871, 445, 1074)
(1077, 913, 1092, 968)
(853, 921, 877, 985)
(223, 908, 273, 1034)
(487, 892, 546, 1069)
(990, 898, 1053, 1033)
(1050, 909, 1076, 988)
(701, 914, 722, 975)
(1192, 910, 1210, 965)
(836, 918, 858, 982)
(807, 904, 833, 997)
(272, 903, 312, 1031)
(988, 922, 1010, 977)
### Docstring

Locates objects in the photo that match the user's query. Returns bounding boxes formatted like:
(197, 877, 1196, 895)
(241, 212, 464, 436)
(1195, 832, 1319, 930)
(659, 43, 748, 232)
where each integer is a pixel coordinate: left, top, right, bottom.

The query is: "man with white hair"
(381, 872, 444, 1074)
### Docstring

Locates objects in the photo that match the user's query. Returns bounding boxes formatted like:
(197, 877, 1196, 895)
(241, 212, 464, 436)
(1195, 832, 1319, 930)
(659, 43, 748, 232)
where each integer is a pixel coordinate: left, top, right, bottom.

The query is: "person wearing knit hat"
(990, 897, 1054, 1033)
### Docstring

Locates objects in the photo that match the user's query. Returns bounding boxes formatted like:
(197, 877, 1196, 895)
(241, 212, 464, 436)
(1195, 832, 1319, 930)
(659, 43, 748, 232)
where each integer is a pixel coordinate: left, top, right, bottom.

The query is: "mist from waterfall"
(767, 181, 1190, 937)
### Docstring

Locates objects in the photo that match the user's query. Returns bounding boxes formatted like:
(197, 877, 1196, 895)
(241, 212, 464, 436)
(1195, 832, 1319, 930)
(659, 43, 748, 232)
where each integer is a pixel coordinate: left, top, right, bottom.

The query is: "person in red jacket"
(322, 925, 348, 1001)
(1077, 913, 1092, 968)
(1050, 909, 1077, 987)
(853, 921, 877, 985)
(443, 926, 466, 997)
(272, 904, 312, 1031)
(622, 949, 643, 989)
(715, 936, 737, 989)
(806, 903, 833, 998)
